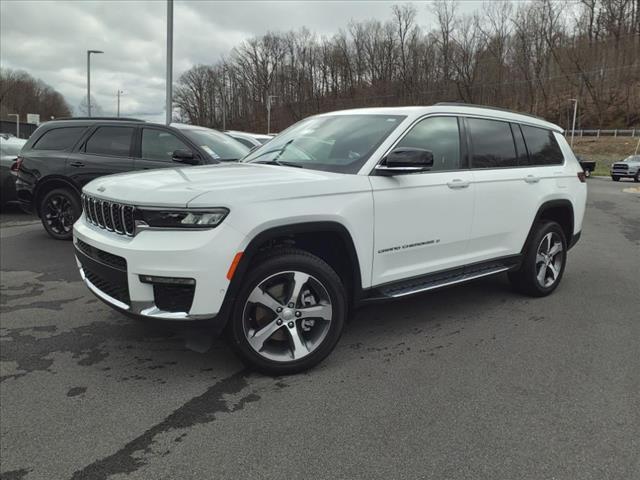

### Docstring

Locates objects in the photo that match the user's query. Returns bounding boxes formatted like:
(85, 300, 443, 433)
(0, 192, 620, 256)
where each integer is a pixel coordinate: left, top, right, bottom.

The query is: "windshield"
(242, 114, 406, 173)
(623, 155, 640, 162)
(181, 128, 249, 161)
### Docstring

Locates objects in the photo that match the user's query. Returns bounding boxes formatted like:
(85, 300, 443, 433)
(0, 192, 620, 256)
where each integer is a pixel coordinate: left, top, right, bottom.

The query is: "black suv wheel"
(509, 221, 567, 297)
(228, 248, 347, 375)
(39, 188, 81, 240)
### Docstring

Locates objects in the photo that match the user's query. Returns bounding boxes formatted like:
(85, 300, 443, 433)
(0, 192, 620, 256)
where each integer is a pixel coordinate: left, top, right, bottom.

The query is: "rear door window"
(520, 125, 564, 165)
(467, 118, 518, 169)
(33, 127, 86, 151)
(85, 126, 134, 157)
(395, 116, 461, 171)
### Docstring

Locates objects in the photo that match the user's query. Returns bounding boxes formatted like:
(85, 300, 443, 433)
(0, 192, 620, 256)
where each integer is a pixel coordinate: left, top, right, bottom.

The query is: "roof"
(317, 104, 563, 132)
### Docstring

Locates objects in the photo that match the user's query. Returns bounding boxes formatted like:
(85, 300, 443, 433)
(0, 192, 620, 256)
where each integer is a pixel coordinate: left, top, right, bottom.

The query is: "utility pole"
(8, 114, 19, 138)
(166, 0, 173, 125)
(116, 90, 124, 117)
(87, 50, 104, 117)
(569, 98, 578, 148)
(266, 95, 277, 134)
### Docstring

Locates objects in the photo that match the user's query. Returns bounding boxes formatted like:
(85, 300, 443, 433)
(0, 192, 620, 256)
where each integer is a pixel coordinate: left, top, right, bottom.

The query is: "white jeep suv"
(73, 104, 587, 374)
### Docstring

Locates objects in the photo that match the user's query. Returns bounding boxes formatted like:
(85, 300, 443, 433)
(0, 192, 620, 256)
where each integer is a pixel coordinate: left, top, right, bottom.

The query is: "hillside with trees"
(0, 69, 71, 121)
(174, 0, 640, 133)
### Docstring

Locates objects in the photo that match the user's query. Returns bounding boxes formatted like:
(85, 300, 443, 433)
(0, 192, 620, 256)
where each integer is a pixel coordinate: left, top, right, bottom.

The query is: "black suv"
(15, 118, 249, 239)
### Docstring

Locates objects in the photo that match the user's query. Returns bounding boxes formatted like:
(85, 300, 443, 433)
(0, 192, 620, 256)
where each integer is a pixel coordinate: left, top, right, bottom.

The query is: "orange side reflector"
(227, 252, 244, 280)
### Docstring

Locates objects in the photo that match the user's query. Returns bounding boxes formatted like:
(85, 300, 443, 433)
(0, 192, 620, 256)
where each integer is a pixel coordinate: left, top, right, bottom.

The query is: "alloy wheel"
(535, 232, 564, 288)
(242, 270, 333, 362)
(44, 194, 75, 235)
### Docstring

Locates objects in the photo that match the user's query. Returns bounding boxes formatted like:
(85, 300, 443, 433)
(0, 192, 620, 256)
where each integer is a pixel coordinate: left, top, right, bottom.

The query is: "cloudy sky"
(1, 0, 482, 121)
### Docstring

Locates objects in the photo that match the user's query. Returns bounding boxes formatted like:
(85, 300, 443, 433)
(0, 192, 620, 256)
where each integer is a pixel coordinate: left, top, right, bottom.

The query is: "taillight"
(577, 171, 586, 183)
(11, 156, 23, 173)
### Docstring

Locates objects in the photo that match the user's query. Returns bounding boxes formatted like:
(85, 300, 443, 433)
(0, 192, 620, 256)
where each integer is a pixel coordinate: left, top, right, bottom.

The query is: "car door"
(66, 125, 135, 188)
(465, 118, 549, 263)
(135, 127, 198, 170)
(369, 115, 475, 286)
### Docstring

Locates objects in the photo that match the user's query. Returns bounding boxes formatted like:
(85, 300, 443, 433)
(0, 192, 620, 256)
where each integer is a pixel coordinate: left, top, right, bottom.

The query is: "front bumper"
(73, 215, 246, 326)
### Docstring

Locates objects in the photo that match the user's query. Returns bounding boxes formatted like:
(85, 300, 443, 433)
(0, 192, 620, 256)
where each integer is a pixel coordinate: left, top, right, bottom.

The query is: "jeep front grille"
(82, 194, 136, 236)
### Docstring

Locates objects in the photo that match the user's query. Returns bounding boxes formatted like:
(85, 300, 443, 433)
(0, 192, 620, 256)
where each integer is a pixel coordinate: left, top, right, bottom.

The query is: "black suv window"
(396, 116, 461, 171)
(141, 129, 191, 162)
(33, 127, 86, 151)
(521, 125, 564, 165)
(468, 118, 517, 169)
(85, 126, 134, 157)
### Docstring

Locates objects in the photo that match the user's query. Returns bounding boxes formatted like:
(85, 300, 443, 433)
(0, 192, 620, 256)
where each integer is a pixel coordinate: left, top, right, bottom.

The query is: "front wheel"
(509, 221, 567, 297)
(228, 248, 347, 375)
(634, 171, 639, 183)
(39, 188, 81, 240)
(611, 175, 620, 182)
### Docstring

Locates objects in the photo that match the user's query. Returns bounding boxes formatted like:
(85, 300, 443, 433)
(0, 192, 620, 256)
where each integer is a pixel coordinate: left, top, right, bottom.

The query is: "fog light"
(139, 275, 195, 286)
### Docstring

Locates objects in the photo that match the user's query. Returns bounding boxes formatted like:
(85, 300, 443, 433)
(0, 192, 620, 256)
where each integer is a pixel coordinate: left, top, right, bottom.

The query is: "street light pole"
(8, 114, 19, 138)
(116, 90, 124, 117)
(222, 66, 227, 131)
(266, 95, 277, 134)
(87, 50, 104, 117)
(166, 0, 173, 125)
(569, 98, 578, 148)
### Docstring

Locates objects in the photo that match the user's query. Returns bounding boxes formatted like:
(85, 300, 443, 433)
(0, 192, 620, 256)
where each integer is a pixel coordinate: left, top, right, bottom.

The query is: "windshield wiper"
(244, 139, 295, 163)
(255, 159, 303, 168)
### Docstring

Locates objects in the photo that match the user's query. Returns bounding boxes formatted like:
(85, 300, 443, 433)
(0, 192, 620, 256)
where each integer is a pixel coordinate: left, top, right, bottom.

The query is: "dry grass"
(569, 136, 640, 176)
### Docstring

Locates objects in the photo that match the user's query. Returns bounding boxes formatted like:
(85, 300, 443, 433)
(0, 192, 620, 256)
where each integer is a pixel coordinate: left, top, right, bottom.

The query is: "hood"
(82, 162, 359, 207)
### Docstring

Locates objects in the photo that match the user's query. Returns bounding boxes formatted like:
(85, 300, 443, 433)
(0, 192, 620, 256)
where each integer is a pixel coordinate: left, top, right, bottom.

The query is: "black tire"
(228, 248, 347, 375)
(634, 171, 639, 183)
(508, 221, 567, 297)
(39, 188, 81, 240)
(611, 175, 620, 182)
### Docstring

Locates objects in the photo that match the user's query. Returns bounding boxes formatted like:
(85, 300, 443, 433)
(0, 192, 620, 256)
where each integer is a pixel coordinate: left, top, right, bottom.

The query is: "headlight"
(137, 208, 229, 229)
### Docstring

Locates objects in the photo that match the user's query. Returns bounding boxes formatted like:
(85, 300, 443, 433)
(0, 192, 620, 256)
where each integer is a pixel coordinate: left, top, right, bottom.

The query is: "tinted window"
(511, 124, 529, 165)
(142, 129, 190, 161)
(181, 128, 250, 161)
(395, 116, 461, 171)
(33, 127, 86, 151)
(85, 127, 134, 157)
(232, 136, 256, 149)
(521, 125, 564, 165)
(468, 118, 517, 168)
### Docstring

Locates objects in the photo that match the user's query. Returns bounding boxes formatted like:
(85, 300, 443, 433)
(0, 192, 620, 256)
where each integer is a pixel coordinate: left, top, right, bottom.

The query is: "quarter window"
(395, 116, 461, 171)
(85, 127, 134, 157)
(33, 127, 86, 151)
(521, 125, 564, 165)
(142, 129, 191, 161)
(468, 118, 518, 168)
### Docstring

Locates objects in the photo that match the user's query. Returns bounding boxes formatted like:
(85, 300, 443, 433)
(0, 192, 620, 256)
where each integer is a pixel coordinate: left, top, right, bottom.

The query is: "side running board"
(377, 262, 513, 299)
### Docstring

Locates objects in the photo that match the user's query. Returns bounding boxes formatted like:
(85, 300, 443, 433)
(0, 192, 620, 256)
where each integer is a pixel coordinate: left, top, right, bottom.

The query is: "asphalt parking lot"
(1, 177, 638, 480)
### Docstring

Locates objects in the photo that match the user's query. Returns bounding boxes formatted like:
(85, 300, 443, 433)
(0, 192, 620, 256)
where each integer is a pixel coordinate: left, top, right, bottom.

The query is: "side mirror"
(172, 149, 199, 165)
(375, 147, 434, 175)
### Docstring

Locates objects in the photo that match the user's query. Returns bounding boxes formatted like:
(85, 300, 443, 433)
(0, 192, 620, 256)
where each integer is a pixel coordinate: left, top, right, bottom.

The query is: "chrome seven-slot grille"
(82, 194, 136, 236)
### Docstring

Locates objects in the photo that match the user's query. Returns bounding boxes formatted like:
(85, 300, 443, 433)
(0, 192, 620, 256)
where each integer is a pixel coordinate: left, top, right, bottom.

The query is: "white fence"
(566, 129, 637, 137)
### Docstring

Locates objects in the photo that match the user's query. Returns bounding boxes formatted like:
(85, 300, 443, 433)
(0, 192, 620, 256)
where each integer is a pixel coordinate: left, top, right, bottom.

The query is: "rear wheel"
(39, 188, 81, 240)
(612, 175, 620, 181)
(509, 221, 567, 297)
(228, 248, 347, 375)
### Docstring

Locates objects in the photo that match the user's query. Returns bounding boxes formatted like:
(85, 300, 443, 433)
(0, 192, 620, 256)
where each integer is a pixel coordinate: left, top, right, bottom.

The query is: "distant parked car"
(576, 156, 596, 178)
(0, 137, 26, 207)
(610, 155, 640, 182)
(15, 118, 249, 239)
(225, 130, 273, 149)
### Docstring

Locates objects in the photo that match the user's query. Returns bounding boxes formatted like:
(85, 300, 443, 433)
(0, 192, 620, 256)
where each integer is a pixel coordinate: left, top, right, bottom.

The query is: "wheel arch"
(217, 221, 363, 327)
(523, 199, 575, 252)
(34, 176, 81, 217)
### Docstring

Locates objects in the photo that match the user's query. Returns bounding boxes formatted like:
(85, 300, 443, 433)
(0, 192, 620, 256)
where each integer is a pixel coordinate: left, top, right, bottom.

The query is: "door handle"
(70, 161, 85, 168)
(524, 175, 540, 184)
(447, 179, 470, 189)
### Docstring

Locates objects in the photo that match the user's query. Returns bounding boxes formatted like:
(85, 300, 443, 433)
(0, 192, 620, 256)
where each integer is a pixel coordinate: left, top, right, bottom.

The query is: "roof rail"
(434, 102, 547, 122)
(53, 117, 145, 122)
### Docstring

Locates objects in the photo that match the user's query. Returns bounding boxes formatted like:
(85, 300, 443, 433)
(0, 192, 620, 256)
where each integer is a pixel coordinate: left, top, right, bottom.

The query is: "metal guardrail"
(565, 129, 637, 137)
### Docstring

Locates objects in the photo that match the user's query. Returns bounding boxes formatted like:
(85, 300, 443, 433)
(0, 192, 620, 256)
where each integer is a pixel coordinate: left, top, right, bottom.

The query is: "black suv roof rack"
(434, 102, 547, 122)
(54, 117, 145, 122)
